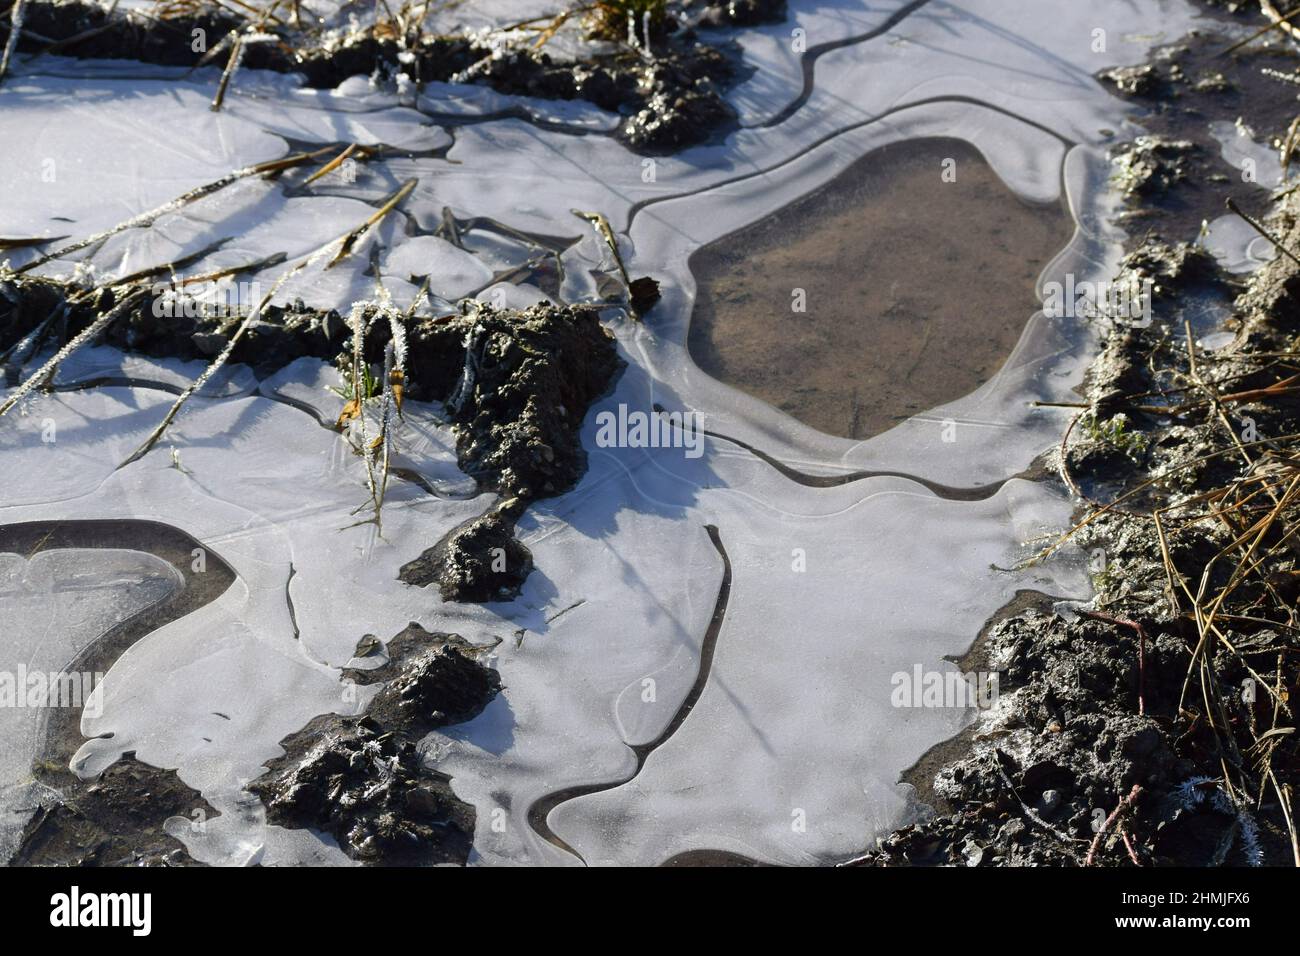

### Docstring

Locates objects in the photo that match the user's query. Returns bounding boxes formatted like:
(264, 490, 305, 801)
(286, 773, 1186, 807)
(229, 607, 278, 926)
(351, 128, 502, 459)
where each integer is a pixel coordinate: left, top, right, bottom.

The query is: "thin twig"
(1084, 785, 1143, 866)
(0, 290, 146, 418)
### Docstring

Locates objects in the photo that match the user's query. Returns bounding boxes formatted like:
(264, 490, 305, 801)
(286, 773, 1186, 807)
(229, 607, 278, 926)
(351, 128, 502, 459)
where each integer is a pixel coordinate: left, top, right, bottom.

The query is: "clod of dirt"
(400, 502, 533, 603)
(629, 275, 663, 316)
(253, 716, 475, 865)
(1099, 63, 1161, 96)
(1116, 238, 1222, 295)
(433, 303, 623, 501)
(453, 34, 740, 154)
(251, 625, 500, 865)
(10, 755, 211, 866)
(1110, 136, 1197, 197)
(619, 52, 737, 153)
(363, 627, 504, 733)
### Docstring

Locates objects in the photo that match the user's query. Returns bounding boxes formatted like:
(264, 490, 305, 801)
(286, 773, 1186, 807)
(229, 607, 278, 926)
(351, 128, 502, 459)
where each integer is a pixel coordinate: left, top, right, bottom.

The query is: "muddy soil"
(6, 0, 770, 153)
(0, 279, 622, 602)
(1099, 22, 1299, 241)
(11, 756, 214, 866)
(687, 137, 1072, 439)
(250, 623, 501, 865)
(861, 5, 1300, 867)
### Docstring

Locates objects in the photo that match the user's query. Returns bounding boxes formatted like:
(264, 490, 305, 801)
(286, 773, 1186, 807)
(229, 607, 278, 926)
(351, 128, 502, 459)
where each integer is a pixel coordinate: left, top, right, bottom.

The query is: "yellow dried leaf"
(336, 398, 361, 429)
(390, 370, 405, 414)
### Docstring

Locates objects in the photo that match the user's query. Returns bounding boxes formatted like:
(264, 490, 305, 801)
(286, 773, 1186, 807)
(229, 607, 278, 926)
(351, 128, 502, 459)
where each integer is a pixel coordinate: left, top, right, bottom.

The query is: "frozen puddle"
(0, 0, 1204, 865)
(687, 137, 1072, 439)
(0, 541, 181, 856)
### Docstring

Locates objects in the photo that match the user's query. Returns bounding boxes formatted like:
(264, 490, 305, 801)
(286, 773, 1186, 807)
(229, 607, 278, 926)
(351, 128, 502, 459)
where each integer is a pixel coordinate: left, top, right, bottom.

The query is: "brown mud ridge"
(7, 0, 785, 153)
(250, 623, 501, 865)
(0, 278, 622, 602)
(859, 7, 1300, 867)
(688, 137, 1072, 439)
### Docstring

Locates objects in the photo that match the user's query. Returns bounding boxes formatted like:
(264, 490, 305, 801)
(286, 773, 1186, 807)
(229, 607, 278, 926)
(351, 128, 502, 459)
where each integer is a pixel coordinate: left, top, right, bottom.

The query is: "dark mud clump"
(1110, 136, 1197, 198)
(12, 756, 212, 867)
(688, 0, 789, 28)
(250, 624, 501, 865)
(255, 717, 473, 865)
(0, 278, 622, 602)
(457, 33, 739, 154)
(10, 0, 749, 154)
(358, 623, 504, 732)
(859, 207, 1300, 868)
(399, 501, 533, 602)
(433, 304, 623, 500)
(395, 302, 621, 602)
(1, 275, 344, 379)
(1095, 12, 1300, 239)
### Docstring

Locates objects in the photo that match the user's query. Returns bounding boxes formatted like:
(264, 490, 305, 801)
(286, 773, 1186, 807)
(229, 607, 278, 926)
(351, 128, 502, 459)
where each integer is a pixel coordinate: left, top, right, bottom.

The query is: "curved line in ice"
(627, 93, 1073, 230)
(0, 519, 238, 766)
(526, 524, 733, 864)
(743, 0, 939, 130)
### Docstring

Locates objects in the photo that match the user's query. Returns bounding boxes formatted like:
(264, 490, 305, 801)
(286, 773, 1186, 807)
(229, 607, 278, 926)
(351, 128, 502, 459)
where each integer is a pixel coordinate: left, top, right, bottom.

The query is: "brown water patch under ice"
(687, 138, 1073, 439)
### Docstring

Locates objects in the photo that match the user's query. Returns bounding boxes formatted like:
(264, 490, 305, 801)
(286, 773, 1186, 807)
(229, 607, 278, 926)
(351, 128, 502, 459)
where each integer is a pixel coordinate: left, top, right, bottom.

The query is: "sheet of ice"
(382, 235, 495, 299)
(0, 79, 284, 258)
(1203, 213, 1279, 275)
(547, 476, 1078, 865)
(223, 96, 452, 153)
(0, 0, 1202, 865)
(1209, 118, 1287, 191)
(0, 388, 176, 507)
(417, 82, 622, 132)
(725, 0, 1197, 141)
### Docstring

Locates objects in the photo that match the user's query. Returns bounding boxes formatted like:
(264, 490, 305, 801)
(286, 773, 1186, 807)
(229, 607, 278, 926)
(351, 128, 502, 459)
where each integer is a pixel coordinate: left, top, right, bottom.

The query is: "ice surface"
(381, 235, 495, 300)
(1204, 213, 1279, 275)
(1210, 119, 1286, 191)
(0, 0, 1203, 865)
